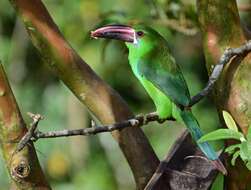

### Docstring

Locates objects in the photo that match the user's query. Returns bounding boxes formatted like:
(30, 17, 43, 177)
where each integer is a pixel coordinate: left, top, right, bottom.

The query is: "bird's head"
(91, 24, 162, 56)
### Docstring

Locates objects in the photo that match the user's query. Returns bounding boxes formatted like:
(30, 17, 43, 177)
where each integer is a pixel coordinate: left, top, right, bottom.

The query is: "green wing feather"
(137, 43, 191, 106)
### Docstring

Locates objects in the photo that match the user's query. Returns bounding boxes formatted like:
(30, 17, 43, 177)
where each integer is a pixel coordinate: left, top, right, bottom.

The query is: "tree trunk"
(197, 0, 251, 189)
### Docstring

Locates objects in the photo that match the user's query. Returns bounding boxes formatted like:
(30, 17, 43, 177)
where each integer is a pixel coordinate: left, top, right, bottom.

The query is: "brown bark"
(197, 0, 251, 189)
(0, 64, 50, 190)
(8, 0, 159, 189)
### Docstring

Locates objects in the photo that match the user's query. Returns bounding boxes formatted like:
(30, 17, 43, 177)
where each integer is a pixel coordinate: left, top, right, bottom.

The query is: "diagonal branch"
(189, 40, 251, 107)
(15, 112, 43, 152)
(144, 131, 223, 190)
(143, 132, 189, 190)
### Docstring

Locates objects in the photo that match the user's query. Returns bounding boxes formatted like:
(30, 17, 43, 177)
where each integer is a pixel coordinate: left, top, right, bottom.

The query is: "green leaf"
(225, 144, 241, 155)
(240, 141, 251, 161)
(210, 173, 224, 190)
(198, 129, 244, 143)
(231, 150, 240, 166)
(247, 124, 251, 141)
(223, 110, 238, 132)
(246, 161, 251, 171)
(238, 140, 251, 171)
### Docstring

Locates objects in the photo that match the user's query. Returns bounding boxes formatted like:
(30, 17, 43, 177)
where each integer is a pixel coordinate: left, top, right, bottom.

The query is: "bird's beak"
(91, 25, 137, 43)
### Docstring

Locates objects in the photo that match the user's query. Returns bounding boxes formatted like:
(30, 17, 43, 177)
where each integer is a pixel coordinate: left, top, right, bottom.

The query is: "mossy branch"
(0, 63, 50, 190)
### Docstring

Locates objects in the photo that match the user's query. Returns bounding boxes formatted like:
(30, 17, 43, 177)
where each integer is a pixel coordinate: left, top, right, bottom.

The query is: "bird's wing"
(137, 44, 191, 106)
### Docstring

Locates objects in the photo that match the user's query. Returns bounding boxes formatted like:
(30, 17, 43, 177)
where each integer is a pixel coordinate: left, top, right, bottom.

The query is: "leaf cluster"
(199, 111, 251, 170)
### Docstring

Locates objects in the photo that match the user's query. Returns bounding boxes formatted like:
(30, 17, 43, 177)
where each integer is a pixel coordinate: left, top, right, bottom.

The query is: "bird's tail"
(180, 109, 227, 175)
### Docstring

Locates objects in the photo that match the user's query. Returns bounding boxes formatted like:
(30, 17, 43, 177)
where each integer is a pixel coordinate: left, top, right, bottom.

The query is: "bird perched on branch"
(91, 24, 227, 175)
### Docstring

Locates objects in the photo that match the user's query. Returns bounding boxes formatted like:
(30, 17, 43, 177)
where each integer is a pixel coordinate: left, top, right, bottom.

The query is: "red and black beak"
(91, 24, 136, 43)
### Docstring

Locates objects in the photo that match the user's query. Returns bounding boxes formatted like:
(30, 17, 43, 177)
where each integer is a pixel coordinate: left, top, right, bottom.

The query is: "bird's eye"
(136, 31, 144, 37)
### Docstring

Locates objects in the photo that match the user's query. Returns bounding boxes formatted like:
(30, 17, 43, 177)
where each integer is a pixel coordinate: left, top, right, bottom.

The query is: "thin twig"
(155, 19, 198, 36)
(33, 112, 175, 139)
(189, 40, 251, 107)
(15, 113, 43, 153)
(16, 112, 175, 150)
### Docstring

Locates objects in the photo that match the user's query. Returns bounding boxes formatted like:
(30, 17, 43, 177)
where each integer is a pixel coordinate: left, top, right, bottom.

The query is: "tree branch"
(0, 63, 50, 189)
(8, 0, 160, 189)
(154, 19, 198, 36)
(15, 112, 175, 142)
(15, 112, 43, 152)
(189, 40, 251, 107)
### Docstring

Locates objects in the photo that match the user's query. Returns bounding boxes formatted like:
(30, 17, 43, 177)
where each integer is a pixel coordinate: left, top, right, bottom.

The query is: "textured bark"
(197, 0, 251, 189)
(0, 64, 50, 190)
(7, 0, 159, 189)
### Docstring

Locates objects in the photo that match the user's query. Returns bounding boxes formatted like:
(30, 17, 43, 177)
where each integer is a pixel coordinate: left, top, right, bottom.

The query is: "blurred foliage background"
(0, 0, 250, 189)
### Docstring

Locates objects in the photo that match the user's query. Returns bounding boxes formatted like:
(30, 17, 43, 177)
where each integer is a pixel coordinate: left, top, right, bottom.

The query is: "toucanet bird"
(91, 24, 227, 175)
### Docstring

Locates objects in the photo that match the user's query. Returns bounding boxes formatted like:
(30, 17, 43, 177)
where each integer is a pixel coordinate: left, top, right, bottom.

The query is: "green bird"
(91, 24, 227, 175)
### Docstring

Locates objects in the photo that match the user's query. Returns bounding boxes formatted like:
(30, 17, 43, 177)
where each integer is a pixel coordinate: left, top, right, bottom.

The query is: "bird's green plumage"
(125, 26, 218, 161)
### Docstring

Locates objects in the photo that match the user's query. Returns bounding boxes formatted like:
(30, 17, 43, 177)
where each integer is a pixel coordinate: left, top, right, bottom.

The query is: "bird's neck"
(126, 41, 154, 77)
(128, 49, 141, 77)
